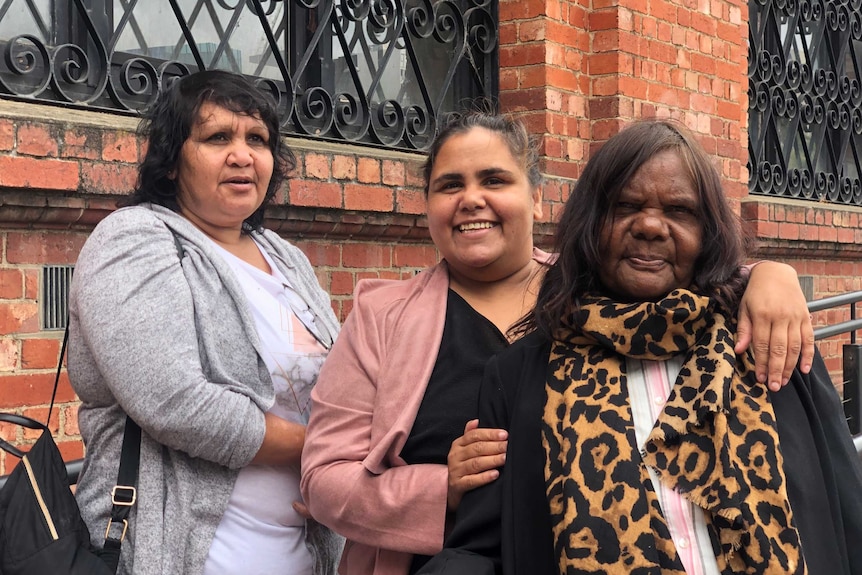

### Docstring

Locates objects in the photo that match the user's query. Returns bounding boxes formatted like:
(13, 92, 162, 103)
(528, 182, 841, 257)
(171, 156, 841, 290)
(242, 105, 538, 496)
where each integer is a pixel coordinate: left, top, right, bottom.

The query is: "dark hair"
(126, 70, 296, 232)
(422, 112, 542, 194)
(526, 119, 748, 338)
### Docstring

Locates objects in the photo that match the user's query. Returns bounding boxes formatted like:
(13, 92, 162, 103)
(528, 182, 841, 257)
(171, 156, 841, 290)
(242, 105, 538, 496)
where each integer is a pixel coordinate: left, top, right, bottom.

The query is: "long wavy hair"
(125, 70, 296, 232)
(524, 119, 748, 338)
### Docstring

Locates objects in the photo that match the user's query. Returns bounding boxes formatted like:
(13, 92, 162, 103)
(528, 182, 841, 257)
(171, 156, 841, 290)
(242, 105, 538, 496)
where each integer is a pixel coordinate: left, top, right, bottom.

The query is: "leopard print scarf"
(544, 289, 805, 574)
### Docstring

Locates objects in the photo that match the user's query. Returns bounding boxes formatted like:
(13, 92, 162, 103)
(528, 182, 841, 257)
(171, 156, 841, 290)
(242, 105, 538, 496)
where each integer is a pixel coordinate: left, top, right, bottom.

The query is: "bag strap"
(0, 413, 47, 458)
(100, 416, 141, 571)
(96, 220, 186, 569)
(45, 322, 70, 428)
(97, 225, 189, 568)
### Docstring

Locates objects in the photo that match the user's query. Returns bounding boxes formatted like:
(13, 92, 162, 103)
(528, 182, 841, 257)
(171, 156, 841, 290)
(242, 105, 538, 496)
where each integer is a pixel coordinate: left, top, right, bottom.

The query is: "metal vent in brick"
(42, 266, 74, 330)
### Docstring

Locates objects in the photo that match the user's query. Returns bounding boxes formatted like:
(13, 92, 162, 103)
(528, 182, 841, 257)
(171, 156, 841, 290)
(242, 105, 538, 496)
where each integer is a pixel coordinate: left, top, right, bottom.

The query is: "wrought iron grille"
(0, 0, 498, 151)
(748, 0, 862, 205)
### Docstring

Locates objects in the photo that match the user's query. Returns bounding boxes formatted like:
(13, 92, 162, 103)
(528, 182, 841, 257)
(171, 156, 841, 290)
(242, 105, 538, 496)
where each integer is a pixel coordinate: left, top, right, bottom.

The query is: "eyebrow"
(430, 167, 513, 187)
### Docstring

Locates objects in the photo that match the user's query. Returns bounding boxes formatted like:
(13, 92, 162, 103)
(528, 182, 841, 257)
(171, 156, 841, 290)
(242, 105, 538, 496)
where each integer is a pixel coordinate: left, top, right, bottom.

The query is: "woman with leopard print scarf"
(418, 119, 862, 575)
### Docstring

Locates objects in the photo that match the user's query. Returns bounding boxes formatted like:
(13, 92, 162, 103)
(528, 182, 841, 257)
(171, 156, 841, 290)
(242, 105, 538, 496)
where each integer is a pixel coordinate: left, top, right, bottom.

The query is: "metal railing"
(809, 290, 862, 342)
(808, 290, 862, 458)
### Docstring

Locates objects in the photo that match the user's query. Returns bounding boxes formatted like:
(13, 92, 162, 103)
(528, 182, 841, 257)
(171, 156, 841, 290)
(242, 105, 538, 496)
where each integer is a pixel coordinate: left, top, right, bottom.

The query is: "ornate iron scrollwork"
(749, 0, 862, 205)
(0, 0, 497, 152)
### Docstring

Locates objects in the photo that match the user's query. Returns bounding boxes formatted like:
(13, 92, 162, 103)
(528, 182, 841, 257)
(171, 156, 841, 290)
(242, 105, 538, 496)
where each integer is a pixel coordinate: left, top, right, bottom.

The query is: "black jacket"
(420, 331, 862, 575)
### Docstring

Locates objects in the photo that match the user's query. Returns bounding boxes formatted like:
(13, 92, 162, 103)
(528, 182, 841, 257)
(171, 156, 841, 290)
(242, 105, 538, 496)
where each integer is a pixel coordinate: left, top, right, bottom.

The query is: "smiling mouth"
(458, 222, 497, 232)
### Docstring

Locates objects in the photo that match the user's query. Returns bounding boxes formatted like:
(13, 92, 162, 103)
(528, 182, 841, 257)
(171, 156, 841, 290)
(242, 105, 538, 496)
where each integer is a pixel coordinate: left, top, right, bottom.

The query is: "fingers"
(751, 308, 814, 391)
(734, 304, 752, 355)
(447, 468, 500, 511)
(292, 501, 312, 519)
(798, 319, 815, 375)
(462, 418, 479, 434)
(448, 433, 508, 472)
(764, 321, 791, 392)
(739, 260, 813, 391)
(452, 425, 508, 449)
(745, 310, 775, 387)
(447, 425, 508, 511)
(455, 452, 507, 476)
(453, 467, 501, 491)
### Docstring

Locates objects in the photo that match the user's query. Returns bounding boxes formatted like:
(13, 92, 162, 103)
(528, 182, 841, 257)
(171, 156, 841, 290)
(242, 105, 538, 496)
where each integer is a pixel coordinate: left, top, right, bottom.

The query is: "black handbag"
(0, 327, 141, 575)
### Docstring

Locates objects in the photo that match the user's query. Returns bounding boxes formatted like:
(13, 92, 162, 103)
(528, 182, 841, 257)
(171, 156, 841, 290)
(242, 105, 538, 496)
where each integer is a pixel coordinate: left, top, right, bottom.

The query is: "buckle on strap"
(111, 485, 136, 506)
(104, 518, 129, 542)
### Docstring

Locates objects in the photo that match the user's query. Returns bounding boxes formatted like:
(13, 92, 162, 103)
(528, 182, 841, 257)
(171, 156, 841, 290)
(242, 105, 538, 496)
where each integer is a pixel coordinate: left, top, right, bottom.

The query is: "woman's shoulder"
(351, 262, 448, 310)
(533, 247, 556, 265)
(95, 203, 158, 227)
(83, 204, 176, 254)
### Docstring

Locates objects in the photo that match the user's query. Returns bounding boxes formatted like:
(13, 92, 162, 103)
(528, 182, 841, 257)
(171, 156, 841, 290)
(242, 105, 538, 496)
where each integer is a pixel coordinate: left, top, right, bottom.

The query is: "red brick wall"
(1, 227, 89, 475)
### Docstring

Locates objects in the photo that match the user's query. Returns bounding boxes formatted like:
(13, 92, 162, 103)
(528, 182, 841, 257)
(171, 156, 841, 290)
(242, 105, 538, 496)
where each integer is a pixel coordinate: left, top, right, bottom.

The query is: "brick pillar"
(497, 0, 592, 184)
(498, 0, 751, 203)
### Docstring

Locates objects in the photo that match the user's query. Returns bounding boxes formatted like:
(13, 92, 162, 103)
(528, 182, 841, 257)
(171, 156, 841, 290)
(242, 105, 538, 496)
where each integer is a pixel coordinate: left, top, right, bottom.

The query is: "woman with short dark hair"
(70, 70, 341, 575)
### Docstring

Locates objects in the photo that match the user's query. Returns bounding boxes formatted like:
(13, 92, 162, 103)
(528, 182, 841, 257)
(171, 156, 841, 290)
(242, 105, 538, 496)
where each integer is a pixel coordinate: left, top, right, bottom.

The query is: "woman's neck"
(449, 259, 544, 340)
(188, 219, 271, 274)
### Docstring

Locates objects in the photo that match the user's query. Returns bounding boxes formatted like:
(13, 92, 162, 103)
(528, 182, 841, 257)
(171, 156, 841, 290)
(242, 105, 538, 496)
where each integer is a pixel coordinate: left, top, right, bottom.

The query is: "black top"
(400, 289, 509, 573)
(417, 331, 862, 575)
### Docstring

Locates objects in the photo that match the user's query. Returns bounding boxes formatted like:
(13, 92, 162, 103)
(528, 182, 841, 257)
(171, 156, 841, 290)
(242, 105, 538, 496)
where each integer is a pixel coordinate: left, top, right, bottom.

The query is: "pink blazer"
(301, 262, 451, 575)
(301, 250, 552, 575)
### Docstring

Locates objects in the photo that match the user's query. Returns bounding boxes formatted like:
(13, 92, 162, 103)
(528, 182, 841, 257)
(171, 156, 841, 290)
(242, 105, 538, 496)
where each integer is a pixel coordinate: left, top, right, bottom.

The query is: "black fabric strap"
(100, 416, 141, 572)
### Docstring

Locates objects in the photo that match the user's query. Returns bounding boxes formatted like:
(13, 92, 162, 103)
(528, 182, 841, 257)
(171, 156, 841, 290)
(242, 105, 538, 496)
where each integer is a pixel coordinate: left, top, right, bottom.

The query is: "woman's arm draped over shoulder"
(300, 282, 449, 555)
(73, 210, 265, 468)
(736, 261, 815, 391)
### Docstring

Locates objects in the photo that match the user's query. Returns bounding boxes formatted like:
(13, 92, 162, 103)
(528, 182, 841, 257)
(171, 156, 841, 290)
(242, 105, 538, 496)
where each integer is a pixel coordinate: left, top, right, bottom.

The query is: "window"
(748, 0, 862, 205)
(0, 0, 498, 151)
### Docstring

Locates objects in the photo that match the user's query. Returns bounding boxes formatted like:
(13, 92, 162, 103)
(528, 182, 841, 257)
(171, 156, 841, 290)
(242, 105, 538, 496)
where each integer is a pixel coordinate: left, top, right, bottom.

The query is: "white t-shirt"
(203, 240, 328, 575)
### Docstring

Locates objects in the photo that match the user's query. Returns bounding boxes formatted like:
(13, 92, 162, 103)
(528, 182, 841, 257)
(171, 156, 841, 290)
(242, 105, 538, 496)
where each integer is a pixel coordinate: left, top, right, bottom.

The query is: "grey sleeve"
(71, 209, 265, 468)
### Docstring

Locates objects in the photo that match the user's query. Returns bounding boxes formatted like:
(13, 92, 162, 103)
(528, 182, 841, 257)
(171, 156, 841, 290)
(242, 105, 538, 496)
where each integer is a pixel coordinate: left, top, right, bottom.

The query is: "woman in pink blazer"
(300, 112, 815, 575)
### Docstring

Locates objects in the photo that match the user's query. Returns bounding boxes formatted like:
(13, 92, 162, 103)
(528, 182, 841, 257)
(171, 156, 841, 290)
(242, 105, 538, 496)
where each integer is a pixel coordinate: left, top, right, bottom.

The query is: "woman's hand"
(292, 501, 312, 519)
(735, 261, 815, 391)
(447, 419, 508, 511)
(251, 413, 306, 465)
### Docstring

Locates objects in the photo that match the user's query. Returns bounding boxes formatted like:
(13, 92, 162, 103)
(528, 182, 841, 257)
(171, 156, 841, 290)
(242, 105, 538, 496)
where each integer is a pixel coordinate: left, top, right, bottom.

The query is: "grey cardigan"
(68, 204, 341, 575)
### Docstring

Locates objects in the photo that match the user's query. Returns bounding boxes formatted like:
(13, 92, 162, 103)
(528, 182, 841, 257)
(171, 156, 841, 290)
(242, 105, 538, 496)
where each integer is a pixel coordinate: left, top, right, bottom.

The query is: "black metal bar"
(844, 344, 861, 436)
(805, 291, 862, 443)
(807, 291, 862, 313)
(813, 319, 862, 341)
(748, 0, 862, 207)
